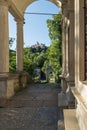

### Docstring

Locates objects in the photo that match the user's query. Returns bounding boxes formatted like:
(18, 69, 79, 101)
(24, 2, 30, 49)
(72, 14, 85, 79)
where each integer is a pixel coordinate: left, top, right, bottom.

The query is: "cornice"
(15, 18, 25, 25)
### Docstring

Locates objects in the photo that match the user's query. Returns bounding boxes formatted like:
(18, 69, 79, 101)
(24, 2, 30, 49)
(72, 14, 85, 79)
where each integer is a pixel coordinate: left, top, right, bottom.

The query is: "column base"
(0, 73, 15, 99)
(59, 74, 67, 92)
(59, 73, 75, 108)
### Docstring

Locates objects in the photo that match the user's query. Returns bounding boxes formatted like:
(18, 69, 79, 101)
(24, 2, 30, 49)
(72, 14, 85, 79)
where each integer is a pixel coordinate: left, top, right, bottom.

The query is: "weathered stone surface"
(0, 83, 61, 130)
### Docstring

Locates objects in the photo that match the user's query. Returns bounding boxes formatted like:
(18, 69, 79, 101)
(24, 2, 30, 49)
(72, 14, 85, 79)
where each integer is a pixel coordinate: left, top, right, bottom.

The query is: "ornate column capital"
(15, 17, 25, 25)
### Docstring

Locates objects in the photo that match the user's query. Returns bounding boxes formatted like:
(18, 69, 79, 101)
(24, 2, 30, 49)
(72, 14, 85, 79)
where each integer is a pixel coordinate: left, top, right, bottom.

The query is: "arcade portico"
(0, 0, 87, 130)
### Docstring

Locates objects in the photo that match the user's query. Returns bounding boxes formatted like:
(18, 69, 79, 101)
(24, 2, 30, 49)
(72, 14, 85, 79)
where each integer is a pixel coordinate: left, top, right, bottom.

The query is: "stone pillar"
(68, 11, 75, 84)
(75, 0, 80, 84)
(67, 1, 75, 84)
(60, 17, 67, 92)
(63, 1, 75, 107)
(16, 20, 24, 72)
(65, 18, 69, 77)
(0, 3, 9, 73)
(61, 16, 67, 75)
(60, 3, 68, 92)
(61, 3, 68, 76)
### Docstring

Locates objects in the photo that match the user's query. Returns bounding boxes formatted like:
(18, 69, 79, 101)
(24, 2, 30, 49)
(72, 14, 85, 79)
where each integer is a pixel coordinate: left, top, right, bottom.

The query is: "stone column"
(16, 20, 24, 72)
(64, 8, 75, 107)
(60, 3, 68, 92)
(61, 4, 68, 76)
(65, 18, 69, 78)
(63, 0, 75, 84)
(0, 3, 9, 73)
(61, 16, 66, 75)
(75, 0, 80, 83)
(68, 9, 75, 83)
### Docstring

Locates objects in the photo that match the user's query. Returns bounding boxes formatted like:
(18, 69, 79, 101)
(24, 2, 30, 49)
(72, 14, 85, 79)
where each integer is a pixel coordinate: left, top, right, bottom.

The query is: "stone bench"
(63, 109, 80, 130)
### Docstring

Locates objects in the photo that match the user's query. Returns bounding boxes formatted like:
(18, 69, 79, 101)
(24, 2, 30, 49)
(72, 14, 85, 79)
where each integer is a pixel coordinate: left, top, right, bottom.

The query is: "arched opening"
(23, 0, 61, 83)
(0, 0, 75, 105)
(24, 1, 60, 47)
(1, 2, 87, 130)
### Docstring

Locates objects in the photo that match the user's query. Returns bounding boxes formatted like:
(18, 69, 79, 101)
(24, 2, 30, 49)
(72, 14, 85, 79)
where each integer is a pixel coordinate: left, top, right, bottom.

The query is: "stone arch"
(8, 0, 62, 19)
(8, 0, 62, 71)
(1, 2, 87, 130)
(0, 0, 75, 100)
(11, 0, 62, 15)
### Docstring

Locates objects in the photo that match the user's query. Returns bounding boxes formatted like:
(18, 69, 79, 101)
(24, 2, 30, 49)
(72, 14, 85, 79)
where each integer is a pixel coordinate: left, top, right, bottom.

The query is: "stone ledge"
(63, 109, 80, 130)
(71, 87, 83, 103)
(71, 87, 87, 112)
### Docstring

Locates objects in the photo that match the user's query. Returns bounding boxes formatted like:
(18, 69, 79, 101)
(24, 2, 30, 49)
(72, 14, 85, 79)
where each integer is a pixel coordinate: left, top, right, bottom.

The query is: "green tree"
(47, 13, 62, 41)
(47, 13, 62, 82)
(23, 57, 34, 75)
(9, 37, 16, 72)
(9, 37, 15, 48)
(9, 51, 16, 72)
(23, 47, 34, 75)
(34, 51, 47, 68)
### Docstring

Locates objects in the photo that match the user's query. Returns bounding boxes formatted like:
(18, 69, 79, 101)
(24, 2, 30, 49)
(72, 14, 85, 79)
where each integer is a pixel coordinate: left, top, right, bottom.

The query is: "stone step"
(63, 109, 80, 130)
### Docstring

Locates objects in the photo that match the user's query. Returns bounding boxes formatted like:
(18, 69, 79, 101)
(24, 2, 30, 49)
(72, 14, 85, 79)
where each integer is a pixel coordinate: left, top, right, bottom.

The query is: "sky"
(9, 0, 59, 49)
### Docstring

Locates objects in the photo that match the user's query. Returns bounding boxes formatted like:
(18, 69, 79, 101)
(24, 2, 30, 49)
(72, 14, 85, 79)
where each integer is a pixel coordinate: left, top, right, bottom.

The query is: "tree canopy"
(46, 13, 62, 82)
(47, 13, 62, 41)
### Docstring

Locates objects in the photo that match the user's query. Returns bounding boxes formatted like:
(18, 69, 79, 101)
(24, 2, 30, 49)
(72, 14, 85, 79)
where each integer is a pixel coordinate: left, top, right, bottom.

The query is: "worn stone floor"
(0, 83, 63, 130)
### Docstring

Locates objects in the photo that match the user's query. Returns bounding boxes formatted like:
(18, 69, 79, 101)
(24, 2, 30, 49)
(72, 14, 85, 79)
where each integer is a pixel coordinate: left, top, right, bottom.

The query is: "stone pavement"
(0, 83, 64, 130)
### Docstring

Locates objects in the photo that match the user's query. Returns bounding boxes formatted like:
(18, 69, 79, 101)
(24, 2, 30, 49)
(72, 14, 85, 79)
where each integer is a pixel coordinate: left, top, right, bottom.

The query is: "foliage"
(23, 45, 48, 76)
(9, 37, 15, 48)
(9, 37, 16, 72)
(9, 40, 48, 76)
(33, 51, 47, 68)
(9, 51, 16, 72)
(9, 13, 62, 83)
(46, 13, 62, 82)
(47, 13, 62, 41)
(23, 57, 34, 75)
(23, 47, 34, 75)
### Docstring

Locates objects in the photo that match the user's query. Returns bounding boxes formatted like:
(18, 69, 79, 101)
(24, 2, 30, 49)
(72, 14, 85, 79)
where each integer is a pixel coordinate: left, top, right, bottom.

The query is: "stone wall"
(0, 72, 32, 99)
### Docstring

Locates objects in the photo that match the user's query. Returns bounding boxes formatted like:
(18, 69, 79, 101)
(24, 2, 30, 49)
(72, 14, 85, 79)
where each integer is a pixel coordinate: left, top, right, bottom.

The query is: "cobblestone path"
(0, 83, 61, 130)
